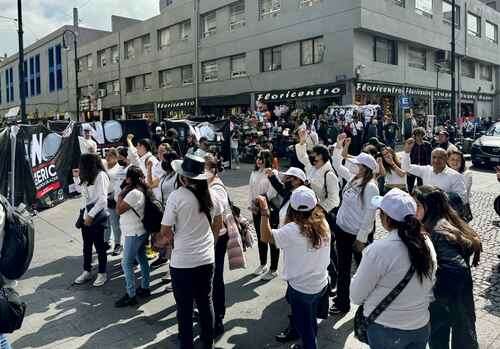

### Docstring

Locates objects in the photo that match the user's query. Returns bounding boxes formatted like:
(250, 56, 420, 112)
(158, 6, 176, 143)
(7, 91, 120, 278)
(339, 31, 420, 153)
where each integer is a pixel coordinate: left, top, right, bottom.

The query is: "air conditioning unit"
(97, 89, 107, 98)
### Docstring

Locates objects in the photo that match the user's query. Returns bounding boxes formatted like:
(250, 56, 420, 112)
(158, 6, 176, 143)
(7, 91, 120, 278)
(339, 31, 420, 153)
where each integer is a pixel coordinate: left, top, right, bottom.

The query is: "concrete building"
(2, 0, 500, 126)
(481, 0, 500, 10)
(0, 25, 109, 119)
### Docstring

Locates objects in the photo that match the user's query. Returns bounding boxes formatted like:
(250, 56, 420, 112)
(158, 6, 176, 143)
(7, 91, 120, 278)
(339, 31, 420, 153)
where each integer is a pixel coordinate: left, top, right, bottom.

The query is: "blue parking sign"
(399, 96, 410, 109)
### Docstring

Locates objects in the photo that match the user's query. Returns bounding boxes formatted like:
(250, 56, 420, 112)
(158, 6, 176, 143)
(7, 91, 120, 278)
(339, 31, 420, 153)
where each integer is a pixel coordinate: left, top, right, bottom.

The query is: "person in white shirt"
(114, 166, 152, 307)
(402, 139, 466, 200)
(73, 154, 110, 287)
(351, 188, 437, 349)
(126, 134, 159, 178)
(156, 154, 224, 349)
(256, 186, 330, 349)
(248, 149, 280, 280)
(331, 133, 380, 314)
(103, 148, 123, 256)
(436, 130, 458, 152)
(78, 128, 98, 155)
(378, 147, 410, 194)
(446, 150, 472, 205)
(146, 143, 168, 201)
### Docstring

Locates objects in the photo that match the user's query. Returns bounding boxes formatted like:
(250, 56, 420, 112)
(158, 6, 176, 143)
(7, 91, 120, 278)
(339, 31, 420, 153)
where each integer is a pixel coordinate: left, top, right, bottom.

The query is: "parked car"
(471, 122, 500, 169)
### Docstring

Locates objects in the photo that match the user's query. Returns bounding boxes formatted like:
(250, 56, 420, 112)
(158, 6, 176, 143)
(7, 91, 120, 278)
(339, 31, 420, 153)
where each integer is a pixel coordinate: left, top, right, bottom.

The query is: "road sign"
(399, 96, 410, 109)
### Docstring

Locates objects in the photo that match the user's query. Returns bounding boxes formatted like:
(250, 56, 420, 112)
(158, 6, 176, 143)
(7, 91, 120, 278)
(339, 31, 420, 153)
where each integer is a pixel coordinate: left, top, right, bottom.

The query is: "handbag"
(75, 203, 110, 230)
(354, 266, 415, 344)
(0, 287, 26, 333)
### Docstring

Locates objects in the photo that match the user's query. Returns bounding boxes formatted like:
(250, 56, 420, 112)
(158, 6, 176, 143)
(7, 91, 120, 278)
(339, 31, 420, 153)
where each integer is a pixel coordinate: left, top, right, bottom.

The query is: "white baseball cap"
(281, 167, 307, 183)
(290, 186, 317, 212)
(351, 152, 378, 172)
(371, 188, 417, 222)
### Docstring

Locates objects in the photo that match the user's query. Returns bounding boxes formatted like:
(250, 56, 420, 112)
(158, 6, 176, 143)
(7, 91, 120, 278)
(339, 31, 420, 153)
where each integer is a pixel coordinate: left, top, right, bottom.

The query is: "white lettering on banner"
(257, 84, 346, 102)
(31, 133, 44, 167)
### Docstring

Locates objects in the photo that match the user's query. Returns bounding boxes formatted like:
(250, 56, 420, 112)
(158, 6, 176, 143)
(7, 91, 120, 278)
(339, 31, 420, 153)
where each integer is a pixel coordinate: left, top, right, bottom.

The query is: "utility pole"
(194, 0, 200, 117)
(17, 0, 26, 122)
(451, 0, 457, 123)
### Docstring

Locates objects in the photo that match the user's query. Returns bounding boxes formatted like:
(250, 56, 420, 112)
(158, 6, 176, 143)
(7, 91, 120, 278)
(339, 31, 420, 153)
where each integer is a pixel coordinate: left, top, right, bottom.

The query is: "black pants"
(82, 225, 107, 273)
(326, 216, 338, 290)
(407, 174, 423, 194)
(171, 264, 215, 349)
(253, 214, 280, 271)
(429, 292, 478, 349)
(334, 225, 358, 311)
(213, 234, 229, 324)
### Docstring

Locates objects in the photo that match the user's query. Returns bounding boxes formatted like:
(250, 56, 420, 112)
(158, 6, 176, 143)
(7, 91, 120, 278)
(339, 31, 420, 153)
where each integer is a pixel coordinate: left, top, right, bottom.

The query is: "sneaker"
(261, 270, 278, 281)
(111, 244, 123, 256)
(74, 271, 92, 285)
(151, 257, 168, 268)
(161, 271, 172, 283)
(146, 245, 158, 260)
(93, 273, 107, 287)
(115, 294, 138, 308)
(275, 326, 300, 343)
(253, 265, 267, 276)
(136, 287, 151, 298)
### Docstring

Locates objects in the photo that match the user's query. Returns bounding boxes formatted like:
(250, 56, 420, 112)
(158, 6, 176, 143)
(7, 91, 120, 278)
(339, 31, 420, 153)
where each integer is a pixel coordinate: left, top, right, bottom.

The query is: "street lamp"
(62, 29, 79, 121)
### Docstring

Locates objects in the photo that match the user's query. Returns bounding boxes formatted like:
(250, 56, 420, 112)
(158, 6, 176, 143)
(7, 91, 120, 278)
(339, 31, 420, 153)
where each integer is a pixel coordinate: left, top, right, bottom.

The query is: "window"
(486, 21, 498, 43)
(180, 20, 191, 40)
(111, 46, 119, 63)
(202, 11, 217, 38)
(202, 60, 218, 81)
(142, 35, 152, 55)
(29, 57, 35, 97)
(435, 50, 450, 73)
(408, 46, 426, 70)
(260, 0, 281, 19)
(467, 13, 481, 37)
(442, 1, 460, 27)
(78, 55, 92, 72)
(299, 0, 321, 7)
(392, 0, 405, 7)
(373, 37, 397, 65)
(5, 68, 14, 102)
(126, 74, 151, 92)
(301, 37, 325, 66)
(112, 80, 120, 94)
(182, 65, 193, 85)
(124, 39, 135, 60)
(415, 0, 433, 17)
(231, 54, 247, 78)
(97, 50, 107, 68)
(479, 63, 492, 81)
(48, 47, 55, 92)
(229, 1, 246, 31)
(159, 27, 172, 49)
(55, 44, 63, 90)
(159, 69, 175, 88)
(261, 46, 282, 72)
(35, 55, 41, 95)
(461, 60, 475, 78)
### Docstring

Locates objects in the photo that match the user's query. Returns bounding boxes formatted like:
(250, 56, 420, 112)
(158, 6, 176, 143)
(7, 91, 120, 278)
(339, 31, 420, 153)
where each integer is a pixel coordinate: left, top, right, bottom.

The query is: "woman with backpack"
(157, 154, 224, 349)
(413, 186, 482, 349)
(73, 153, 110, 287)
(256, 186, 330, 349)
(350, 188, 437, 349)
(330, 133, 379, 314)
(114, 165, 152, 307)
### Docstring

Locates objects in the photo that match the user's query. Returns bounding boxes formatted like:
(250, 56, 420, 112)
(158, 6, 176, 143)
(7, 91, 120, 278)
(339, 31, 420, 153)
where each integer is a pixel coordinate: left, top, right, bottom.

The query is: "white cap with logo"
(371, 188, 417, 222)
(281, 167, 307, 183)
(290, 186, 318, 212)
(351, 152, 379, 172)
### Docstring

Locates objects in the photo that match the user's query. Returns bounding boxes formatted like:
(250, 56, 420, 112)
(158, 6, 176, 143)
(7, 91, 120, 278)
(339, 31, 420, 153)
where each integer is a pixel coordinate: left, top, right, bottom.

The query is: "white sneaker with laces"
(93, 273, 107, 287)
(253, 265, 267, 276)
(261, 270, 278, 281)
(74, 271, 92, 284)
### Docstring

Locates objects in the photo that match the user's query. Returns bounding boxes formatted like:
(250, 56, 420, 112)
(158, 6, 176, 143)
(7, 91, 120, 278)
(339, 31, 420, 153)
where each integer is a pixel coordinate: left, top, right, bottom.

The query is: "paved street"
(5, 164, 500, 349)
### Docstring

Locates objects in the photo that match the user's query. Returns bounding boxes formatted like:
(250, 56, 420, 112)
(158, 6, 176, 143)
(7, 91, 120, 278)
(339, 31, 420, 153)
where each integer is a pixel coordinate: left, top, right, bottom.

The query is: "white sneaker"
(74, 271, 92, 285)
(162, 270, 171, 283)
(235, 166, 240, 170)
(253, 265, 267, 276)
(93, 273, 107, 287)
(261, 270, 278, 281)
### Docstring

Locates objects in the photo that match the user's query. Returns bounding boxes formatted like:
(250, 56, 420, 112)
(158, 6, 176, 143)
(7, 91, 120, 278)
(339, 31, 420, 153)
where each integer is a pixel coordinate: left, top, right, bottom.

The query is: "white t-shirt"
(160, 173, 178, 205)
(151, 161, 166, 201)
(78, 137, 98, 154)
(272, 222, 331, 294)
(119, 189, 147, 237)
(161, 187, 223, 268)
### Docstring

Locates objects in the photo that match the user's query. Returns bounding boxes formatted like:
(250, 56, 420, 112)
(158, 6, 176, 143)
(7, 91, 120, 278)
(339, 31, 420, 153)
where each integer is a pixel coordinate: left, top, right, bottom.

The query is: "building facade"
(2, 0, 500, 125)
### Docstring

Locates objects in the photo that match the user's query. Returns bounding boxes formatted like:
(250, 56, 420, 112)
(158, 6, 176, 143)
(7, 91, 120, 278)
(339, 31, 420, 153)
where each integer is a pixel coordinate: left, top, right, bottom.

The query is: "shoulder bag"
(0, 287, 26, 333)
(354, 266, 415, 344)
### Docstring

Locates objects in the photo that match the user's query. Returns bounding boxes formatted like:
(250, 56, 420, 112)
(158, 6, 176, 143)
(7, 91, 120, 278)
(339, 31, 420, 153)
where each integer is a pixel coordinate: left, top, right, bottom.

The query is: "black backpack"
(0, 195, 35, 280)
(131, 191, 164, 234)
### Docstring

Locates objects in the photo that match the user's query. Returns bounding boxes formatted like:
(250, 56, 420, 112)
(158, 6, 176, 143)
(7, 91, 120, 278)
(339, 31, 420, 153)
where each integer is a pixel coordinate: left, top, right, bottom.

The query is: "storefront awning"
(199, 93, 250, 107)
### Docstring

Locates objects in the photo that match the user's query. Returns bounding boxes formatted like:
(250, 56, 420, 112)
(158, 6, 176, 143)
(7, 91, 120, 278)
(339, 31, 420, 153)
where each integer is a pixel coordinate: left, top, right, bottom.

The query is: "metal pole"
(9, 126, 19, 205)
(194, 0, 200, 117)
(451, 0, 457, 123)
(17, 0, 26, 122)
(74, 35, 79, 122)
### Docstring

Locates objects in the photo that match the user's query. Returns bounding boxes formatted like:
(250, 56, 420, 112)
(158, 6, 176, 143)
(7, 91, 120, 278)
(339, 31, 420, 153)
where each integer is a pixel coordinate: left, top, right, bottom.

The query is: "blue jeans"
(104, 210, 122, 244)
(367, 322, 430, 349)
(121, 234, 150, 297)
(0, 334, 11, 349)
(286, 285, 325, 349)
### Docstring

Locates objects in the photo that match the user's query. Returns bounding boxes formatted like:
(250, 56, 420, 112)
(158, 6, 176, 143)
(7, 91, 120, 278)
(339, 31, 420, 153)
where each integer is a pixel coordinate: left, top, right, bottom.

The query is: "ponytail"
(386, 213, 434, 283)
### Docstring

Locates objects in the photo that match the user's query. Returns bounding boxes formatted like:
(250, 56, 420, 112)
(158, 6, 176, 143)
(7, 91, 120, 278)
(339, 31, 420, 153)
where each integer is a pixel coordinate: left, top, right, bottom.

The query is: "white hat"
(351, 152, 378, 172)
(281, 167, 306, 183)
(290, 186, 317, 212)
(371, 188, 417, 222)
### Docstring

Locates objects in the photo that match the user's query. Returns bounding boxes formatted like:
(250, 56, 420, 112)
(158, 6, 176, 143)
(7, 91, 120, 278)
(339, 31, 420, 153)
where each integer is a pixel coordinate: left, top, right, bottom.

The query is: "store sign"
(157, 99, 196, 110)
(256, 84, 346, 102)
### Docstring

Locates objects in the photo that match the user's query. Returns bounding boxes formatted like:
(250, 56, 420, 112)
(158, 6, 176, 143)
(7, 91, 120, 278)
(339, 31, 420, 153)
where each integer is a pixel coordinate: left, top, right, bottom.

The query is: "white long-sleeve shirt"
(384, 154, 410, 186)
(331, 148, 379, 242)
(296, 143, 340, 213)
(464, 171, 473, 204)
(127, 147, 158, 178)
(400, 153, 466, 201)
(74, 171, 109, 218)
(350, 230, 437, 330)
(248, 170, 276, 210)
